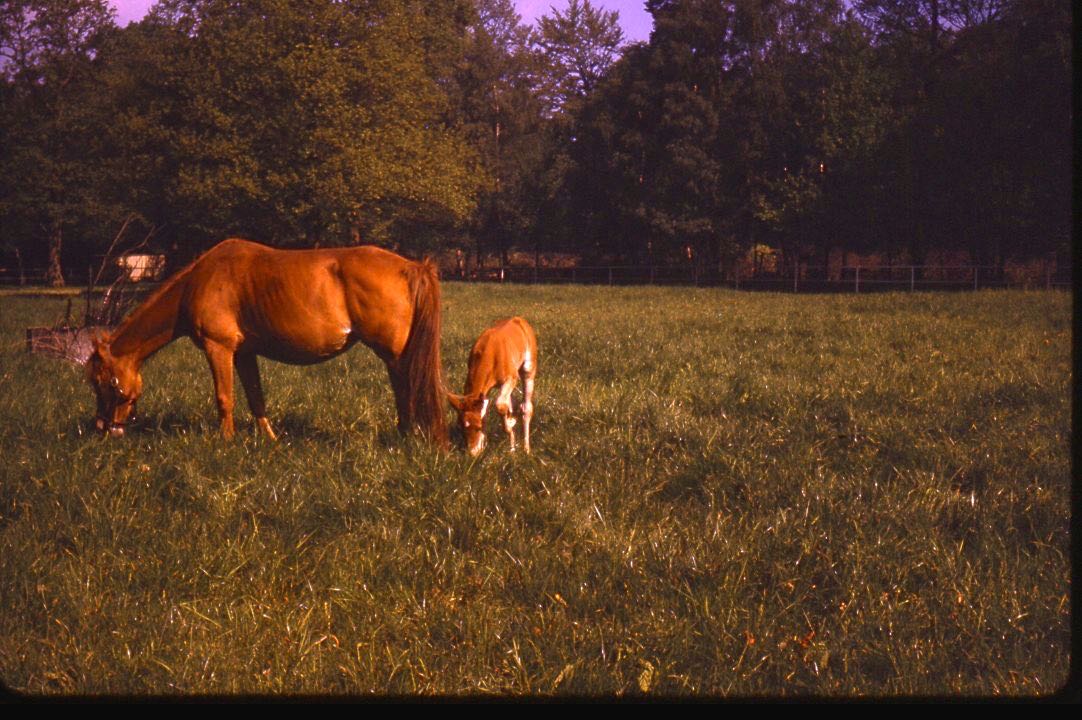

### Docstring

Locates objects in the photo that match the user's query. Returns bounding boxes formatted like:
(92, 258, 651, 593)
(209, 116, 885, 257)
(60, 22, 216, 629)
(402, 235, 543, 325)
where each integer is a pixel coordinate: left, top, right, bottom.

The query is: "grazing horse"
(86, 238, 447, 445)
(447, 316, 537, 456)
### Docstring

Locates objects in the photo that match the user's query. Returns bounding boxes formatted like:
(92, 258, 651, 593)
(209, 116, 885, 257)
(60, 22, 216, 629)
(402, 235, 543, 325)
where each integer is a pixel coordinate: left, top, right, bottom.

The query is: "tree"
(0, 0, 117, 285)
(926, 0, 1070, 272)
(746, 3, 891, 274)
(454, 0, 547, 267)
(528, 0, 628, 261)
(561, 0, 895, 277)
(533, 0, 625, 121)
(161, 0, 481, 251)
(853, 0, 1069, 271)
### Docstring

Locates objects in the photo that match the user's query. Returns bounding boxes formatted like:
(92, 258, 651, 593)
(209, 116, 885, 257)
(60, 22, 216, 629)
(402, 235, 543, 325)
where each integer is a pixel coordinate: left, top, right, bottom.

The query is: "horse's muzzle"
(95, 415, 130, 437)
(468, 433, 486, 457)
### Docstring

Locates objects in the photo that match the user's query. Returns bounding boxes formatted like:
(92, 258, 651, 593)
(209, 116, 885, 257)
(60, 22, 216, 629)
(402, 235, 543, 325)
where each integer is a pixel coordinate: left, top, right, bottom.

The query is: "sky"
(109, 1, 654, 43)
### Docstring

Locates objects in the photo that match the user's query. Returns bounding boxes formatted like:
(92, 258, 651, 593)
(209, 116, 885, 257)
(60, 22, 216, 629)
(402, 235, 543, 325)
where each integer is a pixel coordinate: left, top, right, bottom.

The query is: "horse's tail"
(400, 257, 448, 447)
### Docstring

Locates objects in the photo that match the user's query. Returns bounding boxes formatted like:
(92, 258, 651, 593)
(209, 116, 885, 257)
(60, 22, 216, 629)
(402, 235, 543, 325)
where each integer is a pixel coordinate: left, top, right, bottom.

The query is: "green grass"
(0, 285, 1071, 696)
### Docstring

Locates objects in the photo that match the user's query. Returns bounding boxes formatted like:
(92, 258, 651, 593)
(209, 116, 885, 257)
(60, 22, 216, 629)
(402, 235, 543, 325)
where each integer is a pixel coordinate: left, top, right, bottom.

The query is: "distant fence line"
(454, 264, 1071, 292)
(1, 263, 1070, 292)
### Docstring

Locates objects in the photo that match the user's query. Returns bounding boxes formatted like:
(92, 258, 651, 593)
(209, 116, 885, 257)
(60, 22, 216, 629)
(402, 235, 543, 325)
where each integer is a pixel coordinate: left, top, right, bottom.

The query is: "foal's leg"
(203, 341, 237, 439)
(237, 352, 277, 441)
(495, 378, 517, 450)
(520, 366, 534, 455)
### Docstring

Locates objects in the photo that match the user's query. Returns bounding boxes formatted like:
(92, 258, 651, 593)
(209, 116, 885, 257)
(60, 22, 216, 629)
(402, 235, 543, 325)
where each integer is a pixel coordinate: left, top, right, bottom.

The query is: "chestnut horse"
(447, 316, 537, 456)
(86, 238, 447, 445)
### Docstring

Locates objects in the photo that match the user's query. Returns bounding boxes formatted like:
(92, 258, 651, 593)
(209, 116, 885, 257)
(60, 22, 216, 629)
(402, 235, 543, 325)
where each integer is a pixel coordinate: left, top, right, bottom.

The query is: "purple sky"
(110, 1, 653, 43)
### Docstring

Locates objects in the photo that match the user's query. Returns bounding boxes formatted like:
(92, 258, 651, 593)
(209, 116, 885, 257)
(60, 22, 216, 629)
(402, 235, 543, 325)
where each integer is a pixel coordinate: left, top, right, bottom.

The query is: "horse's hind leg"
(520, 367, 534, 455)
(237, 352, 277, 441)
(386, 363, 411, 435)
(203, 341, 237, 439)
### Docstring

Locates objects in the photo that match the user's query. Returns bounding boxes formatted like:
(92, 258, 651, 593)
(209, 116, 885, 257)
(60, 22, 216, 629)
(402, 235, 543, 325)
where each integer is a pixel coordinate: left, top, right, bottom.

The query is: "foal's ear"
(446, 392, 466, 413)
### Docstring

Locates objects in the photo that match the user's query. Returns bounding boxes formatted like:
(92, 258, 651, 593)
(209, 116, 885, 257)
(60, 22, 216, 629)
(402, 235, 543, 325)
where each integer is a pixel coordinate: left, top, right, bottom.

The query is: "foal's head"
(86, 336, 142, 437)
(447, 392, 488, 457)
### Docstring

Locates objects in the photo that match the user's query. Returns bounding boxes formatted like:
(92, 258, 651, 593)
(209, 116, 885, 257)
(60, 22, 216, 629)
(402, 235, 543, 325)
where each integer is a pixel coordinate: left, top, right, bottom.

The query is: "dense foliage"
(0, 0, 1071, 281)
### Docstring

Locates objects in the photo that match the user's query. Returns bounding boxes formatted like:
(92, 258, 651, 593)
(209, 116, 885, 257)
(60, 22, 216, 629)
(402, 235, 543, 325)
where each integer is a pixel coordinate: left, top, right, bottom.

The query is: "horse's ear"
(90, 331, 112, 358)
(446, 392, 466, 413)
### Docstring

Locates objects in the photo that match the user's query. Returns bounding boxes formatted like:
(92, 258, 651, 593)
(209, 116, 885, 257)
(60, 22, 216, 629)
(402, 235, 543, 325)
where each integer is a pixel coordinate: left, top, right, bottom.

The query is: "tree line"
(0, 0, 1070, 285)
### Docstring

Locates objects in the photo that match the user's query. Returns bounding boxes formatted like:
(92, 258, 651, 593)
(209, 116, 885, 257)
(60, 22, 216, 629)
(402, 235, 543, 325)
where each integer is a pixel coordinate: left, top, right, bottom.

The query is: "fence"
(0, 261, 165, 288)
(454, 264, 1071, 292)
(2, 263, 1071, 292)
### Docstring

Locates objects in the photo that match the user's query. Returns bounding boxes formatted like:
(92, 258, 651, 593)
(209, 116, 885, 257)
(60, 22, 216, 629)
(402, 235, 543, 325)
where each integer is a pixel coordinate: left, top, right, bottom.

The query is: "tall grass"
(0, 286, 1071, 696)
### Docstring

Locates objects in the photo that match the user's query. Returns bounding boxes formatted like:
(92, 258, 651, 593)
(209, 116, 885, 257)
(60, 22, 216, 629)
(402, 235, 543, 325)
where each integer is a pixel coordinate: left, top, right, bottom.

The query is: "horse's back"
(193, 238, 409, 279)
(471, 316, 536, 381)
(183, 239, 419, 363)
(487, 316, 536, 354)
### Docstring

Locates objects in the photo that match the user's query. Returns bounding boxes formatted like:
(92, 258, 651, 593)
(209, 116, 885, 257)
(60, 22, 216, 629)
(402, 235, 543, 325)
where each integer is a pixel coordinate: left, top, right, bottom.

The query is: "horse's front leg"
(203, 341, 237, 439)
(495, 378, 517, 450)
(237, 352, 277, 441)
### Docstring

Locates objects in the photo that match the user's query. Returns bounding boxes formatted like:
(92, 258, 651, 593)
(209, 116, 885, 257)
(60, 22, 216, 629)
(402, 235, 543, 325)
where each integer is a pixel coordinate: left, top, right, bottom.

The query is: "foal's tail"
(400, 258, 448, 447)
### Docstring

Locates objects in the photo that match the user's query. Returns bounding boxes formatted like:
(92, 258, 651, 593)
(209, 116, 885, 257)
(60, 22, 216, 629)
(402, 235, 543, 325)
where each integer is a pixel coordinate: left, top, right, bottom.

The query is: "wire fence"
(2, 262, 1071, 292)
(451, 264, 1071, 292)
(0, 262, 165, 289)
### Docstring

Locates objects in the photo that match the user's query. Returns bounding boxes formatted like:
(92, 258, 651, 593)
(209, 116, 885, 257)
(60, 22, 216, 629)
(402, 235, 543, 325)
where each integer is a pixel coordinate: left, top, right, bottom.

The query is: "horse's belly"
(245, 326, 357, 365)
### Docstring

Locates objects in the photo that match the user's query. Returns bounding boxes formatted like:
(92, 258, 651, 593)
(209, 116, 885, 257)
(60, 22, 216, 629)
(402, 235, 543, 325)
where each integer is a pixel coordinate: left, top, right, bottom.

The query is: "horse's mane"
(107, 249, 204, 345)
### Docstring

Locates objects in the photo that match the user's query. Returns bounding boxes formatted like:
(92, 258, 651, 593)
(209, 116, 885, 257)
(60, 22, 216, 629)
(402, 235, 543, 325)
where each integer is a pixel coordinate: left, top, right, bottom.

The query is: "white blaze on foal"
(448, 316, 537, 456)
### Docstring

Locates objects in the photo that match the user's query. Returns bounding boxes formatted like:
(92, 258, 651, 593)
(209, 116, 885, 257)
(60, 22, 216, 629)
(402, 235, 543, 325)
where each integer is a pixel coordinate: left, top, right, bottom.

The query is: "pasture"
(0, 285, 1071, 696)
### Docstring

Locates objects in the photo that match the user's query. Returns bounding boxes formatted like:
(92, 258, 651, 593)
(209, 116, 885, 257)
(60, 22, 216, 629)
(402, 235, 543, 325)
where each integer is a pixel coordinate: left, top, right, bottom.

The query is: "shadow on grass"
(106, 409, 388, 444)
(127, 410, 206, 437)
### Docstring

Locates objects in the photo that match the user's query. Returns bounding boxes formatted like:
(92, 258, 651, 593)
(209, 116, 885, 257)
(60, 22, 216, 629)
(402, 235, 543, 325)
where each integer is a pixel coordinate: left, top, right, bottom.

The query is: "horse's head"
(448, 392, 488, 457)
(86, 334, 142, 437)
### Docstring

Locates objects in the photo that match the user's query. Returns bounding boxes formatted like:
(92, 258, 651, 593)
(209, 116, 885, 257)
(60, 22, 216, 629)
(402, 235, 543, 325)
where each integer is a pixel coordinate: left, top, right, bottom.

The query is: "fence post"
(571, 268, 576, 284)
(855, 266, 860, 293)
(650, 266, 655, 284)
(973, 266, 978, 291)
(1046, 266, 1051, 290)
(910, 266, 915, 292)
(608, 266, 613, 285)
(793, 258, 799, 293)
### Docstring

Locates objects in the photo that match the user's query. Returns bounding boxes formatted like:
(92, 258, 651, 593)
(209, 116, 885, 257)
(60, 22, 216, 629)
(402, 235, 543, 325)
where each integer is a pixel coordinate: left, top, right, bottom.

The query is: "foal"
(447, 317, 537, 456)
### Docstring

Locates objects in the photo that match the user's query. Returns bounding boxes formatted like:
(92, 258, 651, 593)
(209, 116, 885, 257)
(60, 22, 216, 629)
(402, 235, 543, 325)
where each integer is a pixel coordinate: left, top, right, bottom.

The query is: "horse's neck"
(465, 364, 498, 398)
(109, 276, 187, 365)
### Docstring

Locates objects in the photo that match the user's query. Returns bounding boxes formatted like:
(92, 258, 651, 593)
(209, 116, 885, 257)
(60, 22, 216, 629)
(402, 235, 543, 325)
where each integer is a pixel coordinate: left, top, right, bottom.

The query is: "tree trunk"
(46, 223, 64, 287)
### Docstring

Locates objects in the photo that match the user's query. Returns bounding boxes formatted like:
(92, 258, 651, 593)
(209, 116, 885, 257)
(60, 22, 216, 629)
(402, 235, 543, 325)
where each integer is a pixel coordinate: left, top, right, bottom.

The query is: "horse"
(86, 238, 447, 446)
(447, 316, 536, 456)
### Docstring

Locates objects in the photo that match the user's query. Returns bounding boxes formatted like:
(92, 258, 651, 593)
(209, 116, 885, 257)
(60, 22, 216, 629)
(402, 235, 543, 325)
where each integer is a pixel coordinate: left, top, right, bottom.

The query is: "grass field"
(0, 284, 1071, 696)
